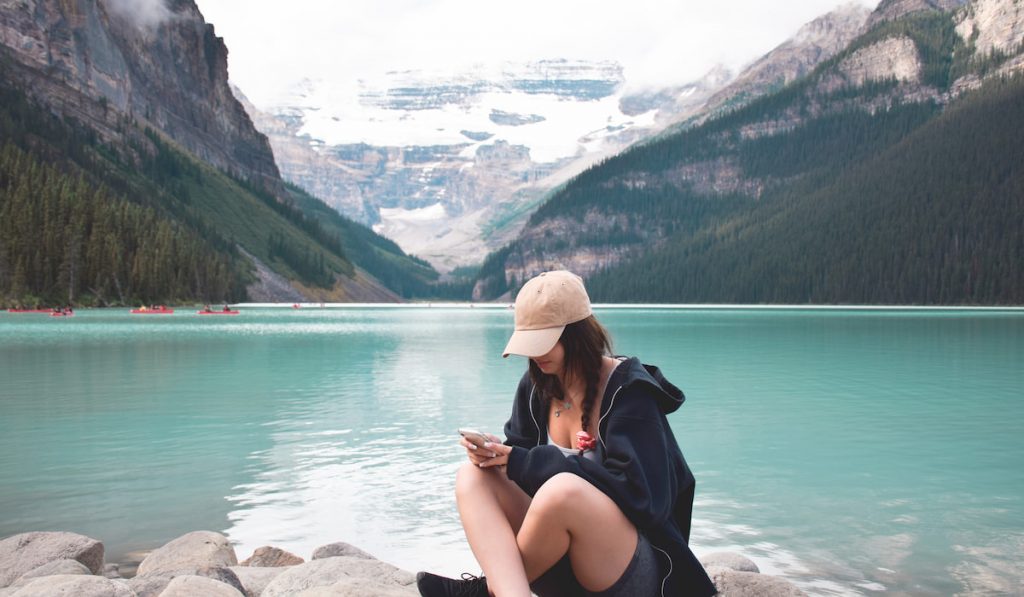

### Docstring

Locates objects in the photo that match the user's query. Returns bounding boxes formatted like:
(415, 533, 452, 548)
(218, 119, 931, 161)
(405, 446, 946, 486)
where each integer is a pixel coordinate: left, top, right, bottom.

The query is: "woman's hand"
(460, 434, 510, 470)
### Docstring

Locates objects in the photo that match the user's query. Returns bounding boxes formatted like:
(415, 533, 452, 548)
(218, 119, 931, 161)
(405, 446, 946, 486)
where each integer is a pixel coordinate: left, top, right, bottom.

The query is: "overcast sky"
(195, 0, 879, 108)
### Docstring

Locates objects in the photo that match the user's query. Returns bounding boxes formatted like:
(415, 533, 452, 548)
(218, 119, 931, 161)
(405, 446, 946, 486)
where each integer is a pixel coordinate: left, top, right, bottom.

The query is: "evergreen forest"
(0, 58, 436, 307)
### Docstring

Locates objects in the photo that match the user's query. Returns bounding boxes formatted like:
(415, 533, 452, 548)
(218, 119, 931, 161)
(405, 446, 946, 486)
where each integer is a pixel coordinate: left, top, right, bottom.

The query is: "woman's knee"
(455, 461, 507, 503)
(531, 472, 591, 514)
(455, 461, 484, 498)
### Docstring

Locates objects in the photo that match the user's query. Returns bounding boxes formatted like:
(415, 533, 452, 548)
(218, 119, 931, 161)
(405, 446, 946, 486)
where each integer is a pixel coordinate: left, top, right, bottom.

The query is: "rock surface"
(15, 559, 92, 582)
(700, 551, 761, 573)
(4, 574, 134, 597)
(956, 0, 1024, 55)
(240, 546, 305, 568)
(261, 556, 416, 597)
(709, 568, 807, 596)
(292, 577, 418, 596)
(838, 37, 922, 87)
(311, 543, 375, 561)
(700, 551, 806, 596)
(0, 0, 283, 192)
(124, 574, 173, 597)
(0, 532, 104, 588)
(229, 566, 289, 596)
(135, 531, 237, 577)
(159, 574, 245, 597)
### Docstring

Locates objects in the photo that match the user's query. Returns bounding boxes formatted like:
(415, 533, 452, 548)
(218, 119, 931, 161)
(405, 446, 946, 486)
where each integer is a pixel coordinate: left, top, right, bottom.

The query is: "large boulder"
(159, 574, 245, 597)
(311, 543, 374, 561)
(4, 574, 133, 597)
(136, 531, 237, 577)
(294, 577, 417, 596)
(15, 559, 92, 582)
(230, 566, 289, 596)
(709, 568, 806, 596)
(0, 532, 104, 587)
(262, 556, 416, 597)
(240, 546, 305, 567)
(700, 552, 761, 573)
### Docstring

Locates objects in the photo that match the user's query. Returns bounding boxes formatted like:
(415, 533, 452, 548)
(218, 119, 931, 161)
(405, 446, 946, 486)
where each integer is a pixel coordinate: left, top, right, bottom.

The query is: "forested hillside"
(473, 5, 1024, 305)
(586, 75, 1023, 303)
(0, 63, 431, 306)
(0, 0, 445, 307)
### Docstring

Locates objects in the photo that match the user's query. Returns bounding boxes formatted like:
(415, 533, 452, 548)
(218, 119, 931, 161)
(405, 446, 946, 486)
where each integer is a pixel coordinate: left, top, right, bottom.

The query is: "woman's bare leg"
(516, 472, 639, 592)
(456, 462, 533, 597)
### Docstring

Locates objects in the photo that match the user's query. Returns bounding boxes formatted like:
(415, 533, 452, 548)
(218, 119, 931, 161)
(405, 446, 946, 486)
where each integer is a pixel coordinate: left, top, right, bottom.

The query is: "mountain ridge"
(470, 0, 1024, 304)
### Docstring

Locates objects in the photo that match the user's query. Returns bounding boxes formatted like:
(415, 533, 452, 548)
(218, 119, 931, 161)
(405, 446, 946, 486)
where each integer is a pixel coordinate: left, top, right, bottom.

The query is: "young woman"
(417, 271, 715, 597)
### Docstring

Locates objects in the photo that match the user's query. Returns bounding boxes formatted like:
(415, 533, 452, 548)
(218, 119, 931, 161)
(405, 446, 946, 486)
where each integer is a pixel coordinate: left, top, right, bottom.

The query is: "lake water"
(1, 306, 1021, 595)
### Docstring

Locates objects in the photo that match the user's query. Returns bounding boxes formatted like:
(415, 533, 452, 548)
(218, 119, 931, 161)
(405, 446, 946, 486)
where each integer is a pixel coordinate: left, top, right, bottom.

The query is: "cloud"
(103, 0, 173, 30)
(195, 0, 880, 107)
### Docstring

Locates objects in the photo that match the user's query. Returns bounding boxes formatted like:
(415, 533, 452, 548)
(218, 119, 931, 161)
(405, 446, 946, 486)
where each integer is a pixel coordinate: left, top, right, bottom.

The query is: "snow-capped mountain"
(238, 59, 735, 272)
(238, 4, 873, 274)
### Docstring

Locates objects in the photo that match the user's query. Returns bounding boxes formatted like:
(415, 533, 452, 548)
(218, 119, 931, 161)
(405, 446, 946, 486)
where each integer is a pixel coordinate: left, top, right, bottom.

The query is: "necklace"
(554, 398, 572, 418)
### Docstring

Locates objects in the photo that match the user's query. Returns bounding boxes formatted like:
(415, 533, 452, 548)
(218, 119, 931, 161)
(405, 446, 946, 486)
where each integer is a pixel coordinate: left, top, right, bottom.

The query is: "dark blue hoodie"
(504, 357, 716, 596)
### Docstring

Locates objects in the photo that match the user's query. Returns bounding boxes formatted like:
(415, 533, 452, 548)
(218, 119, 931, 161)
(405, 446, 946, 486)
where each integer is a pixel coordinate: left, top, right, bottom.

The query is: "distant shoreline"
(7, 303, 1023, 312)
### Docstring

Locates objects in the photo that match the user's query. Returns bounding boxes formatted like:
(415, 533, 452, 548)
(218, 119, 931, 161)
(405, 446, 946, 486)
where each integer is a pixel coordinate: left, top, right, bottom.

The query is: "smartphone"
(458, 428, 492, 449)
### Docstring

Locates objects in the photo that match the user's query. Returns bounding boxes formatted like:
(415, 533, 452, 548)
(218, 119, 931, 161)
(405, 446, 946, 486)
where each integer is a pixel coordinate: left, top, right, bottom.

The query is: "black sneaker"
(416, 571, 489, 597)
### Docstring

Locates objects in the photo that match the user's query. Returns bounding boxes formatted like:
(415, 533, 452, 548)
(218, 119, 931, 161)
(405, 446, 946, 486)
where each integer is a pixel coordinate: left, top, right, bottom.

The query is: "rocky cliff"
(867, 0, 968, 27)
(956, 0, 1024, 55)
(690, 3, 872, 125)
(0, 0, 282, 193)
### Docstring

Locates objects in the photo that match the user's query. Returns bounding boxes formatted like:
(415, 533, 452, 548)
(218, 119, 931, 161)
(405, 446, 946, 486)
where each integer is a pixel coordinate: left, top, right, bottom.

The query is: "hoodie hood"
(609, 357, 686, 414)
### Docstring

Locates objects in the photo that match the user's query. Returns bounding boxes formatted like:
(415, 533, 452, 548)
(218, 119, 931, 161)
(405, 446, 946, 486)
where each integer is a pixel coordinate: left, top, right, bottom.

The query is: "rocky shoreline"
(0, 530, 806, 596)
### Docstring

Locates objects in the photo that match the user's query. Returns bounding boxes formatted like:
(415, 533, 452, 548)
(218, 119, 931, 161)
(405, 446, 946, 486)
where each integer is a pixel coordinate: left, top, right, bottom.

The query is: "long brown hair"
(529, 315, 612, 435)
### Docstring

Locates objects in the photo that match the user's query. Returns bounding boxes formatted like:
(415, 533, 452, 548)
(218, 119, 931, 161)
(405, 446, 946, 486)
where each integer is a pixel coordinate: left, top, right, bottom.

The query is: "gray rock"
(230, 566, 289, 597)
(125, 574, 172, 597)
(123, 569, 241, 593)
(240, 546, 305, 567)
(102, 563, 122, 579)
(6, 574, 134, 597)
(0, 532, 105, 587)
(160, 575, 245, 597)
(15, 559, 91, 583)
(709, 568, 806, 596)
(136, 531, 237, 577)
(311, 543, 374, 561)
(195, 566, 247, 595)
(700, 551, 761, 573)
(262, 557, 416, 597)
(126, 566, 245, 596)
(294, 577, 417, 596)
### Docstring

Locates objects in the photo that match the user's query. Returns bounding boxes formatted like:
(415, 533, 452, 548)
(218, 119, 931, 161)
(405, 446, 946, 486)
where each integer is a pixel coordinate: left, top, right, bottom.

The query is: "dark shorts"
(530, 533, 662, 597)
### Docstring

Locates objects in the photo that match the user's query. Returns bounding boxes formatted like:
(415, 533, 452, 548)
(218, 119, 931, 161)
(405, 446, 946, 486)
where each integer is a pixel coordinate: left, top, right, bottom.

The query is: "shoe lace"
(457, 573, 487, 596)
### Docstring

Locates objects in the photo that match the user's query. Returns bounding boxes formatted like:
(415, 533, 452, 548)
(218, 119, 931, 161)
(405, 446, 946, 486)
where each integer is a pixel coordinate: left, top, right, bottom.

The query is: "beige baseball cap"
(502, 270, 593, 358)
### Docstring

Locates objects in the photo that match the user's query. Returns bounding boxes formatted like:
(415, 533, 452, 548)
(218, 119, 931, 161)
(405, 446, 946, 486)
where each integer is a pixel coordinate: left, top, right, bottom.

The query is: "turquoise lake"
(1, 306, 1022, 595)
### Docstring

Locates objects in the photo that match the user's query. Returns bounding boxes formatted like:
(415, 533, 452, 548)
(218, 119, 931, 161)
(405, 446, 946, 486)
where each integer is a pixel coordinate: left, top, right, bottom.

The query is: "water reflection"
(223, 309, 515, 573)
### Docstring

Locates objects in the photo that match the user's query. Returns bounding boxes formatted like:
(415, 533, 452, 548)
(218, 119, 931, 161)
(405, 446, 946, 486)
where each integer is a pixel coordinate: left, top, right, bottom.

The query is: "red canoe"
(131, 308, 174, 314)
(49, 311, 74, 317)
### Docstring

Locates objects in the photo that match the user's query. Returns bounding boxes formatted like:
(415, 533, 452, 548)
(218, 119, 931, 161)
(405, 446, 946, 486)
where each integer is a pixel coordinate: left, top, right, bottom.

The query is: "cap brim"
(502, 326, 564, 358)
